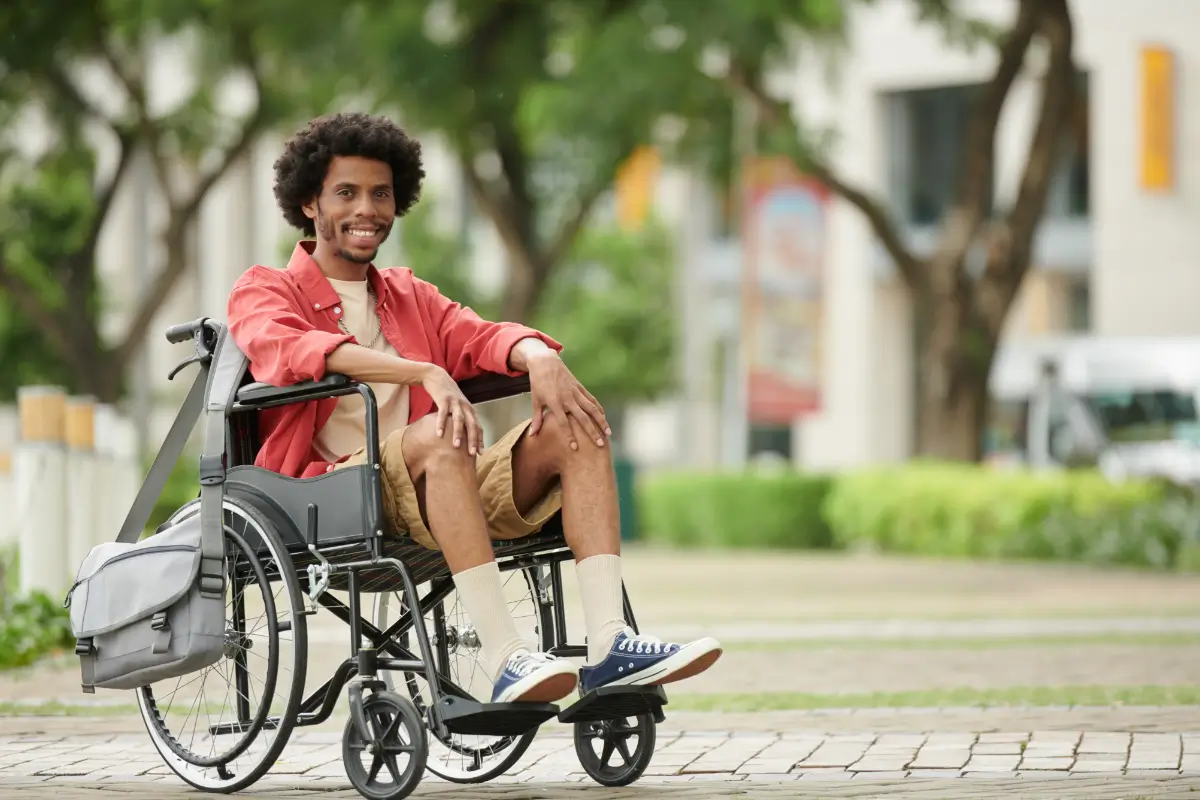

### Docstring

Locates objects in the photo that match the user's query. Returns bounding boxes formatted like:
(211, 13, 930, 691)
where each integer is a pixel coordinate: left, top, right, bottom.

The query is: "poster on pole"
(740, 155, 829, 423)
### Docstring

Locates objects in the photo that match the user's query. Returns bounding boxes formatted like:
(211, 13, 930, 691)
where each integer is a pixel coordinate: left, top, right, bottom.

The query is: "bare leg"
(509, 416, 627, 663)
(397, 415, 576, 700)
(401, 414, 495, 573)
(509, 415, 620, 561)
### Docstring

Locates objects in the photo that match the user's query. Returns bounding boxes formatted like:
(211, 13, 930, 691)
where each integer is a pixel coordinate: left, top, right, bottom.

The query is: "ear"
(302, 198, 318, 221)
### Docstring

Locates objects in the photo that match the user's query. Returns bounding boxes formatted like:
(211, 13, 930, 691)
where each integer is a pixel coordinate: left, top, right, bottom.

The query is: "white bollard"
(65, 396, 97, 578)
(15, 386, 69, 599)
(0, 450, 13, 548)
(93, 403, 119, 547)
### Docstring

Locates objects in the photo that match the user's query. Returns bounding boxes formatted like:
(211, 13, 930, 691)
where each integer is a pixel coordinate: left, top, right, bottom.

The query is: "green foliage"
(0, 591, 75, 670)
(399, 193, 678, 408)
(639, 470, 835, 550)
(638, 462, 1200, 572)
(534, 219, 677, 408)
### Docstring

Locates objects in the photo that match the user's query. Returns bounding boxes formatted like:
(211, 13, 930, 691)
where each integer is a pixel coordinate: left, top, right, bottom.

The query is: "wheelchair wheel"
(342, 689, 427, 800)
(137, 497, 309, 793)
(373, 564, 553, 783)
(573, 712, 656, 787)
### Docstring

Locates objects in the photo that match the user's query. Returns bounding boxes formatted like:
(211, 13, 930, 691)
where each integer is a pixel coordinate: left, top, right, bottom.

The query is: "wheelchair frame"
(135, 317, 668, 798)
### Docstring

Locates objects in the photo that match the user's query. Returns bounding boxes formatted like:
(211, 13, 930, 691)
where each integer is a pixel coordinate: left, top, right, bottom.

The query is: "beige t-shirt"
(313, 277, 411, 462)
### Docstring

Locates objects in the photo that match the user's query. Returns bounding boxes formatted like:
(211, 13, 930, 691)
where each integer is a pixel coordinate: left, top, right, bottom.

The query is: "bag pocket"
(67, 514, 227, 692)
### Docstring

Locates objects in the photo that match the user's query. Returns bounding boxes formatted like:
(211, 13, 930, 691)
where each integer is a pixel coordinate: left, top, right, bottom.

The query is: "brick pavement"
(2, 713, 1199, 798)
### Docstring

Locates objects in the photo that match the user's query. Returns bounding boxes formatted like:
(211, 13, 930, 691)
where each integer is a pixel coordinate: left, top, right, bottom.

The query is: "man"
(227, 112, 721, 705)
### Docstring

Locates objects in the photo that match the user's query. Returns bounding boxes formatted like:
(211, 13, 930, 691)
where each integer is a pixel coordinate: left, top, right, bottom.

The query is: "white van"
(986, 336, 1200, 485)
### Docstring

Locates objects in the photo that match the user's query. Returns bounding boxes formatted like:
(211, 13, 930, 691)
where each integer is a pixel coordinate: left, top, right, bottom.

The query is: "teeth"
(349, 228, 376, 237)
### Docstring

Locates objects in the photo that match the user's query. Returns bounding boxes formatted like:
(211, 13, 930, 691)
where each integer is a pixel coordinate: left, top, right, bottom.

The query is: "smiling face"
(303, 155, 396, 271)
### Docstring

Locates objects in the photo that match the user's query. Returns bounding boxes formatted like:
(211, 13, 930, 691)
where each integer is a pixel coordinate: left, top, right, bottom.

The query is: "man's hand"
(525, 351, 610, 450)
(420, 365, 485, 456)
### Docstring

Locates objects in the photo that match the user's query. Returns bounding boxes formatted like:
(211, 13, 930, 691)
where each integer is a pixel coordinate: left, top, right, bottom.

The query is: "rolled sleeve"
(415, 277, 562, 380)
(228, 270, 354, 386)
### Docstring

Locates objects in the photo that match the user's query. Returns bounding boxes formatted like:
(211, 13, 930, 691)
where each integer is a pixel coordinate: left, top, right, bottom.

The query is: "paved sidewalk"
(2, 712, 1199, 798)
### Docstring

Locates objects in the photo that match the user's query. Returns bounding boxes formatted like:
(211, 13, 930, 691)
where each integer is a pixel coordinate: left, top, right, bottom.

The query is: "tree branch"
(931, 0, 1041, 271)
(0, 256, 75, 368)
(113, 63, 271, 369)
(725, 63, 923, 289)
(977, 0, 1075, 334)
(545, 161, 625, 267)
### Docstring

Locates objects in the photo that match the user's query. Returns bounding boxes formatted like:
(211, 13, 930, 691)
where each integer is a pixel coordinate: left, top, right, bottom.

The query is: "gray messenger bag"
(63, 329, 244, 692)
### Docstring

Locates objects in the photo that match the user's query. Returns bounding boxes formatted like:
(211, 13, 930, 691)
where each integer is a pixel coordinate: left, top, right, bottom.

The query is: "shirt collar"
(285, 240, 386, 313)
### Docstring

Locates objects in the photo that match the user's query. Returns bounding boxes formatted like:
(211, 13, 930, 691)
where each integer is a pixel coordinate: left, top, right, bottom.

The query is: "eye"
(337, 188, 354, 198)
(375, 190, 392, 199)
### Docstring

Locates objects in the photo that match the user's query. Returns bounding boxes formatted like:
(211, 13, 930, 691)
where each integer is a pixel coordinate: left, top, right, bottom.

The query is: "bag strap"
(115, 364, 209, 545)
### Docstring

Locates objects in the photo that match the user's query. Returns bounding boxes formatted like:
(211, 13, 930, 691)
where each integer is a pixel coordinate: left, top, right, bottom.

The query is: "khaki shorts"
(338, 419, 563, 550)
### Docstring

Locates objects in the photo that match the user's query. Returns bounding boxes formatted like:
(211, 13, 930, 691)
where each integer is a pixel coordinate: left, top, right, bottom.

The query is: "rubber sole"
(503, 671, 579, 704)
(585, 638, 724, 692)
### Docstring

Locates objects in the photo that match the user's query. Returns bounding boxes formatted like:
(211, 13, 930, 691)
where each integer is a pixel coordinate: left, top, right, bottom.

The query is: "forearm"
(326, 343, 432, 385)
(507, 336, 559, 372)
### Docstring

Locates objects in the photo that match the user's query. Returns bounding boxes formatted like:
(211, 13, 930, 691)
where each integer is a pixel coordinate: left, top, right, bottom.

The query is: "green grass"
(723, 631, 1200, 652)
(666, 684, 1200, 712)
(7, 685, 1200, 719)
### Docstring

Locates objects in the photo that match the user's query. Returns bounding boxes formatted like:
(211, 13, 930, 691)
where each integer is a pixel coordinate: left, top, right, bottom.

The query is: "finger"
(530, 398, 544, 436)
(568, 400, 605, 447)
(575, 388, 611, 438)
(466, 409, 482, 456)
(436, 401, 449, 438)
(451, 403, 465, 448)
(555, 403, 578, 451)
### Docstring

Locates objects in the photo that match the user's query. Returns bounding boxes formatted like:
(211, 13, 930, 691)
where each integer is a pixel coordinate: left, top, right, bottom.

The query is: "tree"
(397, 193, 677, 432)
(308, 0, 848, 331)
(0, 1, 320, 402)
(714, 0, 1078, 460)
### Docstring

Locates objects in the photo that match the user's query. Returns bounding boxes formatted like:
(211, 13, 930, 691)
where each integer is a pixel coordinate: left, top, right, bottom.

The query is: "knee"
(400, 415, 475, 477)
(532, 414, 613, 469)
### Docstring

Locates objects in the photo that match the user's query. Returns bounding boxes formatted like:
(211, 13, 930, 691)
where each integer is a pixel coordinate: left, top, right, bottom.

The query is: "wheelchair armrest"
(235, 371, 530, 407)
(458, 373, 531, 404)
(236, 373, 352, 405)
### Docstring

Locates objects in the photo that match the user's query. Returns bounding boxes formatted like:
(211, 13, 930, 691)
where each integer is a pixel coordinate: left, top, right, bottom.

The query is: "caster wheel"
(573, 713, 656, 787)
(342, 690, 427, 799)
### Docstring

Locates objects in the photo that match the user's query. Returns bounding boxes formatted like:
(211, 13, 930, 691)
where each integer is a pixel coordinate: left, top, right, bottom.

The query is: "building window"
(1067, 277, 1090, 332)
(1046, 71, 1090, 218)
(887, 83, 992, 226)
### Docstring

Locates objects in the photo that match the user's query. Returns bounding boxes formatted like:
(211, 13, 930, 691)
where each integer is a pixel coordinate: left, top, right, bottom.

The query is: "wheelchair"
(129, 317, 668, 799)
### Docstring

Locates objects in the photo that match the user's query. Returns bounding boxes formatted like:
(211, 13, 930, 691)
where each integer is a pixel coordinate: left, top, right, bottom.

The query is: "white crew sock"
(575, 554, 629, 665)
(452, 561, 529, 680)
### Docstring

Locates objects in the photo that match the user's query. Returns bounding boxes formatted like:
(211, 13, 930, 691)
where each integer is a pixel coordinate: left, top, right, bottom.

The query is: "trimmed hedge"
(638, 471, 834, 550)
(637, 463, 1200, 571)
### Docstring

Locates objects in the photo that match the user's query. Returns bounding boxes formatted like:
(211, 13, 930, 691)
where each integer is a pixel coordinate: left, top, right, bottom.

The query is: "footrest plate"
(557, 684, 667, 724)
(434, 695, 559, 737)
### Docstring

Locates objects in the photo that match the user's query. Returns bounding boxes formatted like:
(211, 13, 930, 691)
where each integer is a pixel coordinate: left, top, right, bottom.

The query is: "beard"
(315, 201, 390, 264)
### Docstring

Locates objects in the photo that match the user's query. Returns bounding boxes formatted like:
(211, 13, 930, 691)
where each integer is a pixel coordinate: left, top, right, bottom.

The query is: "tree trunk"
(914, 296, 995, 462)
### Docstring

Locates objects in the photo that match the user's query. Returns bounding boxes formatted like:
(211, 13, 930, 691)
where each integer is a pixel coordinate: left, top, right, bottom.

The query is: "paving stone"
(1017, 756, 1073, 771)
(907, 749, 971, 769)
(962, 754, 1021, 772)
(972, 742, 1023, 755)
(1070, 759, 1127, 772)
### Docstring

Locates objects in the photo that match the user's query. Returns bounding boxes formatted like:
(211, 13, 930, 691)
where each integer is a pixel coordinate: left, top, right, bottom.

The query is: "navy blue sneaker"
(490, 650, 578, 704)
(578, 628, 722, 695)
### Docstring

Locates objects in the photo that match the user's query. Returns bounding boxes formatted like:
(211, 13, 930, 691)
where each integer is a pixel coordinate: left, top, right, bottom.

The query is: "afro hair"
(273, 112, 425, 237)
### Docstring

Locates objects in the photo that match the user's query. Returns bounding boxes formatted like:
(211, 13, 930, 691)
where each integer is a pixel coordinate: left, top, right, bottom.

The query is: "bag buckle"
(150, 612, 169, 631)
(198, 454, 226, 486)
(75, 638, 94, 656)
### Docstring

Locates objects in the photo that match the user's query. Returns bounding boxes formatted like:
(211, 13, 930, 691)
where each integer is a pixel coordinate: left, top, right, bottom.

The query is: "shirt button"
(326, 465, 333, 472)
(315, 303, 321, 310)
(334, 307, 341, 315)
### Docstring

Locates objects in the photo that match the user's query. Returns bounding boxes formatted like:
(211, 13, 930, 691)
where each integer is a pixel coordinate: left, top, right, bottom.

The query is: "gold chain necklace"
(337, 283, 383, 349)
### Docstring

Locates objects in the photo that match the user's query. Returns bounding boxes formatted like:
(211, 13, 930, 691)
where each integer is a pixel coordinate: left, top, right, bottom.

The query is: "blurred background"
(2, 0, 1200, 715)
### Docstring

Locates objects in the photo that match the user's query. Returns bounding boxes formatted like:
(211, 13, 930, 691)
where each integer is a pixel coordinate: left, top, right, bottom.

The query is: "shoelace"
(617, 632, 676, 655)
(508, 651, 557, 678)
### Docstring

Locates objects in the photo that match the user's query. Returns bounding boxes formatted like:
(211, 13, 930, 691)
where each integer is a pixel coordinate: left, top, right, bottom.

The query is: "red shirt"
(226, 241, 562, 479)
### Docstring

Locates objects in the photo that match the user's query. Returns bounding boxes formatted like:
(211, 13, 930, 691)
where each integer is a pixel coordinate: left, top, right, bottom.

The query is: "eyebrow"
(332, 182, 393, 191)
